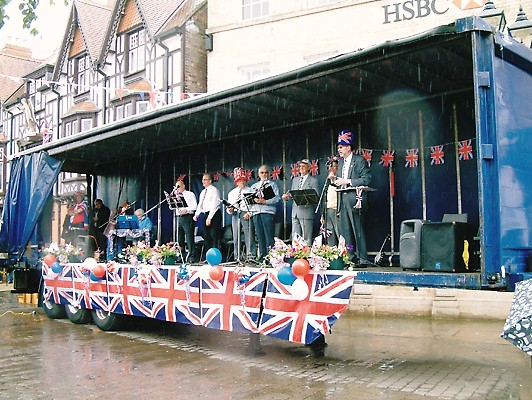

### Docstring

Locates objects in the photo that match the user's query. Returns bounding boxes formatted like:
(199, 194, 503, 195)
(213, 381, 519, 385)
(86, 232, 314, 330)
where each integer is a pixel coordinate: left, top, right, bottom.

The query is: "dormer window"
(127, 29, 145, 74)
(69, 54, 90, 95)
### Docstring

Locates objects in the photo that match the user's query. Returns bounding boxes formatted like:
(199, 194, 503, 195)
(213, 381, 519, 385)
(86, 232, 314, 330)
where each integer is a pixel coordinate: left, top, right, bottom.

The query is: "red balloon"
(291, 258, 310, 277)
(43, 254, 57, 267)
(209, 265, 224, 281)
(92, 264, 106, 278)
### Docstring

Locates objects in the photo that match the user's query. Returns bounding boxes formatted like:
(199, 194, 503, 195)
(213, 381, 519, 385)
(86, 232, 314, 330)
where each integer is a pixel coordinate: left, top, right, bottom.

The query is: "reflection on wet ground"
(0, 289, 530, 399)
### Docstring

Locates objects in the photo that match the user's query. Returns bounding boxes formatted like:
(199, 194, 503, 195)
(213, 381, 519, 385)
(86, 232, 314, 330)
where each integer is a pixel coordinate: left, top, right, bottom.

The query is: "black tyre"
(91, 309, 124, 331)
(42, 299, 67, 319)
(65, 304, 92, 324)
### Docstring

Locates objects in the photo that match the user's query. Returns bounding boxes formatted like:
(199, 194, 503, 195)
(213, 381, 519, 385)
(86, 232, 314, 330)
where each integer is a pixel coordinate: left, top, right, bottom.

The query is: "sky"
(0, 0, 72, 60)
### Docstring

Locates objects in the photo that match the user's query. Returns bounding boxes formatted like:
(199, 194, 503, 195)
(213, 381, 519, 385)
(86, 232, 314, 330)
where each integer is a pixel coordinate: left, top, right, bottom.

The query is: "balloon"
(205, 248, 222, 266)
(277, 266, 297, 286)
(90, 272, 101, 282)
(291, 278, 309, 300)
(92, 264, 105, 278)
(291, 258, 310, 277)
(208, 265, 224, 281)
(43, 254, 57, 267)
(83, 257, 98, 269)
(51, 262, 63, 274)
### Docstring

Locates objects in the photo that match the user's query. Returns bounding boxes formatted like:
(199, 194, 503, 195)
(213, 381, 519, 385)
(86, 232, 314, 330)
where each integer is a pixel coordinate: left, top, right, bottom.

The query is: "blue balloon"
(90, 272, 101, 282)
(51, 262, 63, 274)
(206, 248, 222, 266)
(277, 266, 297, 286)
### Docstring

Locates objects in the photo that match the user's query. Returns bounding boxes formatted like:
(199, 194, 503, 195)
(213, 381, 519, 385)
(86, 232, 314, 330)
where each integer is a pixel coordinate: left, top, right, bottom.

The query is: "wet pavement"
(0, 287, 531, 399)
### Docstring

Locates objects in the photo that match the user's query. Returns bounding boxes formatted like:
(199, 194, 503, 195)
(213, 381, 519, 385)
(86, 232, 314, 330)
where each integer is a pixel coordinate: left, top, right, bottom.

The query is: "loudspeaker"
(421, 222, 476, 272)
(399, 219, 425, 270)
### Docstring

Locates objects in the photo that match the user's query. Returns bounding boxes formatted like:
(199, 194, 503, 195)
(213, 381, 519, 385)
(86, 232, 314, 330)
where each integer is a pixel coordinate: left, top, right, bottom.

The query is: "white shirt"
(176, 189, 197, 215)
(227, 186, 254, 214)
(195, 185, 221, 218)
(342, 153, 353, 180)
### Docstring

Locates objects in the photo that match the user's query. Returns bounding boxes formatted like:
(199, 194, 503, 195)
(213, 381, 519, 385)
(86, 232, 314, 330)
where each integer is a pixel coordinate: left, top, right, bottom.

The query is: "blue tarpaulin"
(0, 152, 62, 264)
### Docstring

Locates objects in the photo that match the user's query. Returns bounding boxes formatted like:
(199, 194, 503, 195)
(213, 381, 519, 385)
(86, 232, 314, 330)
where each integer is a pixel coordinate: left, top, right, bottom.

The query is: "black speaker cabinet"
(421, 222, 476, 272)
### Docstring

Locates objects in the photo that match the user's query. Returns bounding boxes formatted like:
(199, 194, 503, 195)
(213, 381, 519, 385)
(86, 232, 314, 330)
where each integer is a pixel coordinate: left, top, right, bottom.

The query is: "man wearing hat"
(62, 192, 89, 244)
(226, 168, 256, 261)
(282, 159, 319, 244)
(333, 130, 372, 266)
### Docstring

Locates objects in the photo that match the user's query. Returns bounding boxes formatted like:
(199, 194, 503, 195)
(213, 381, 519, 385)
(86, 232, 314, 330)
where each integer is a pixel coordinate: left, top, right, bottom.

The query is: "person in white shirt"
(174, 180, 198, 262)
(226, 168, 256, 261)
(194, 173, 222, 254)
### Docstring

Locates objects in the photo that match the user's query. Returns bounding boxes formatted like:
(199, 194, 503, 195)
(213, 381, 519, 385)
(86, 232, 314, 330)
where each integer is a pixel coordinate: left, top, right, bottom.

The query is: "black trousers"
(176, 214, 195, 261)
(202, 210, 222, 253)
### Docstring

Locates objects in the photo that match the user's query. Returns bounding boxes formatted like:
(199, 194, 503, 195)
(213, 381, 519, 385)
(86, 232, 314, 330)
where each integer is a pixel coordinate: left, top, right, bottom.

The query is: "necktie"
(199, 188, 206, 211)
(237, 188, 242, 209)
(298, 176, 304, 190)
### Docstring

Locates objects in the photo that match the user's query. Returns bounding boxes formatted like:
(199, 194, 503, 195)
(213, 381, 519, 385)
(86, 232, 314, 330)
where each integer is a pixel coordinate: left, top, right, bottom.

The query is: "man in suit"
(282, 159, 319, 244)
(333, 130, 371, 266)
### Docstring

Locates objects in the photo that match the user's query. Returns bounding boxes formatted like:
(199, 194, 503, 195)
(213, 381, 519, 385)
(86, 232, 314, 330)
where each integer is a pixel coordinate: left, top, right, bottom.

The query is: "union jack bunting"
(430, 145, 445, 165)
(271, 165, 282, 180)
(405, 148, 419, 168)
(177, 174, 187, 182)
(458, 139, 474, 160)
(354, 187, 363, 209)
(319, 225, 332, 239)
(70, 265, 108, 311)
(213, 172, 222, 182)
(290, 162, 300, 179)
(309, 159, 319, 176)
(357, 148, 373, 167)
(379, 150, 395, 167)
(201, 268, 267, 334)
(259, 271, 355, 344)
(225, 170, 234, 178)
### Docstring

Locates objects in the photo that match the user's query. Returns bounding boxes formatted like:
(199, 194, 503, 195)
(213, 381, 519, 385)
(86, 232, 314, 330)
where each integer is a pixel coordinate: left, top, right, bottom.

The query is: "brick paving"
(0, 287, 530, 399)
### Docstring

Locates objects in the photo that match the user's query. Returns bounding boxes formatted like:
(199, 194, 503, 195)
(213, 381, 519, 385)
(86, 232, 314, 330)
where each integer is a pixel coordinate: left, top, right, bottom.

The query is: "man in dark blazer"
(282, 159, 319, 244)
(333, 130, 372, 266)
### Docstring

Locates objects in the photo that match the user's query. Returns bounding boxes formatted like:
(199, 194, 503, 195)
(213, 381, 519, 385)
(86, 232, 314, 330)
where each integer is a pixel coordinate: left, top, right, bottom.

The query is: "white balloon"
(47, 270, 58, 279)
(291, 278, 309, 300)
(83, 257, 98, 269)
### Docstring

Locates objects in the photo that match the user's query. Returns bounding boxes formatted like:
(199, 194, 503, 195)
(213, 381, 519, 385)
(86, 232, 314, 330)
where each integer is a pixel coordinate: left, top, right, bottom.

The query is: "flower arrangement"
(119, 241, 182, 265)
(121, 241, 153, 264)
(153, 242, 180, 259)
(43, 242, 83, 264)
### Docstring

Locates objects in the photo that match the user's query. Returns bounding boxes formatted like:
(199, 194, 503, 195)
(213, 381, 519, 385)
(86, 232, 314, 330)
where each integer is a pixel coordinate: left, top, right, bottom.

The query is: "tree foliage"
(0, 0, 70, 35)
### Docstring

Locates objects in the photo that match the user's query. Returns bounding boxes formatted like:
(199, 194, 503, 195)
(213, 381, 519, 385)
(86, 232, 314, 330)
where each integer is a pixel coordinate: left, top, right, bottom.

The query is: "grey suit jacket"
(290, 174, 319, 219)
(338, 154, 371, 211)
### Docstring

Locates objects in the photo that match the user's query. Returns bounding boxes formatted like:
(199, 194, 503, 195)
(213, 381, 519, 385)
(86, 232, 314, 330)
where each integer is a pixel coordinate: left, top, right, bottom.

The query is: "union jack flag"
(430, 145, 445, 165)
(271, 165, 282, 180)
(177, 174, 187, 182)
(379, 150, 395, 167)
(327, 155, 339, 164)
(337, 130, 352, 144)
(258, 271, 355, 344)
(225, 170, 234, 178)
(213, 172, 222, 182)
(201, 268, 267, 334)
(458, 139, 474, 160)
(357, 148, 373, 167)
(290, 163, 300, 179)
(42, 263, 74, 306)
(405, 148, 419, 168)
(70, 265, 108, 311)
(309, 159, 319, 176)
(354, 187, 363, 209)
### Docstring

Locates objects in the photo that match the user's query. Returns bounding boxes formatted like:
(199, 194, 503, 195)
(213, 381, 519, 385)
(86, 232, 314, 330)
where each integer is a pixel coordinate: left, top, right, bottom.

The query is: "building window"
(242, 0, 269, 20)
(137, 101, 149, 114)
(116, 105, 124, 121)
(127, 29, 146, 74)
(306, 0, 340, 7)
(77, 54, 89, 93)
(238, 63, 270, 82)
(64, 122, 72, 137)
(125, 103, 133, 117)
(81, 118, 93, 132)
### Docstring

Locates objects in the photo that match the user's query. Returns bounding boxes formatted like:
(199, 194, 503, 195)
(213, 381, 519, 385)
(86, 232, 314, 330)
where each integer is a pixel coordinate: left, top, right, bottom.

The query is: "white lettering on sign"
(382, 0, 449, 24)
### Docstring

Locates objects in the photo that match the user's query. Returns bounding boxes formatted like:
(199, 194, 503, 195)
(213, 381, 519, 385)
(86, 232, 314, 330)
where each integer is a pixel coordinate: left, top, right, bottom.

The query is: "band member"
(334, 130, 371, 266)
(251, 165, 280, 261)
(62, 192, 89, 245)
(194, 173, 222, 255)
(174, 180, 197, 262)
(104, 201, 134, 261)
(90, 198, 111, 253)
(320, 158, 340, 246)
(226, 168, 256, 261)
(134, 208, 153, 245)
(282, 159, 319, 244)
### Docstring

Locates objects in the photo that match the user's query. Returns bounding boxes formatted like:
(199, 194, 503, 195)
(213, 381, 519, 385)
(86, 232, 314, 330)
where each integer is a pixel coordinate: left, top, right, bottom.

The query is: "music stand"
(289, 189, 319, 206)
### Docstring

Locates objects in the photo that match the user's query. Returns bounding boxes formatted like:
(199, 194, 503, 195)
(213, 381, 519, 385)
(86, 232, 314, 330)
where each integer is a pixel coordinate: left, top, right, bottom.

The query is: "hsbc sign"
(382, 0, 485, 24)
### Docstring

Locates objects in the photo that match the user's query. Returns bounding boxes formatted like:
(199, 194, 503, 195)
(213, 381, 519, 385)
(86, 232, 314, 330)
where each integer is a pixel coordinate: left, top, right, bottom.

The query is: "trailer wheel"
(42, 299, 67, 319)
(91, 309, 124, 331)
(65, 304, 92, 324)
